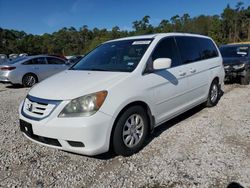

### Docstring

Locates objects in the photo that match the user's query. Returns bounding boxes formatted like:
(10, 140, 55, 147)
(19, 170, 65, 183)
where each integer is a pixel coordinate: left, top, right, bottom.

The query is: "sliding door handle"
(179, 71, 186, 76)
(190, 69, 197, 73)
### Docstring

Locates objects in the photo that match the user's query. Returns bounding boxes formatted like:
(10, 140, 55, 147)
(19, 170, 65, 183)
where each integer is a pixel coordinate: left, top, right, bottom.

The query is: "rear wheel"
(22, 74, 38, 87)
(206, 79, 219, 107)
(112, 106, 149, 156)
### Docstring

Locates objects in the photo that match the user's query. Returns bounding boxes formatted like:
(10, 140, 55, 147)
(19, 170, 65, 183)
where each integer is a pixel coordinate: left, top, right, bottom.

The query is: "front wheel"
(112, 106, 149, 156)
(206, 80, 220, 107)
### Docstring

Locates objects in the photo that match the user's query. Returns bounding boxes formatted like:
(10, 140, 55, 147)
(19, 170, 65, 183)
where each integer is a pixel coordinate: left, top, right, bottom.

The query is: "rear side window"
(175, 36, 218, 64)
(23, 57, 47, 65)
(47, 57, 65, 64)
(152, 37, 181, 67)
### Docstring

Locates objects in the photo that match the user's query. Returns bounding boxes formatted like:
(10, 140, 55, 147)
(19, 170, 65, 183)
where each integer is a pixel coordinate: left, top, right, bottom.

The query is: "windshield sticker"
(127, 62, 134, 66)
(132, 40, 151, 45)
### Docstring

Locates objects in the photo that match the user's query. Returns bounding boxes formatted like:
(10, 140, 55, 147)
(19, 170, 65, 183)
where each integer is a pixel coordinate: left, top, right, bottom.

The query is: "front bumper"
(19, 102, 114, 156)
(224, 66, 246, 80)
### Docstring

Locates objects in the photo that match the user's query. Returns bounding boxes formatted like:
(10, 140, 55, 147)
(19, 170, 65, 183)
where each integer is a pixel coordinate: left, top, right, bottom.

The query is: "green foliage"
(0, 3, 249, 55)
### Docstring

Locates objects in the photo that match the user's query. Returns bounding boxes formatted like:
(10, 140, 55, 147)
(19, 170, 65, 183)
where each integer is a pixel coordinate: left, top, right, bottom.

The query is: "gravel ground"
(0, 83, 249, 188)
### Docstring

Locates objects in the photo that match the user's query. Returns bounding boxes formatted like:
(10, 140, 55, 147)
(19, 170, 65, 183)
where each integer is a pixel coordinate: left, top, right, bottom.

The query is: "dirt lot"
(0, 83, 249, 188)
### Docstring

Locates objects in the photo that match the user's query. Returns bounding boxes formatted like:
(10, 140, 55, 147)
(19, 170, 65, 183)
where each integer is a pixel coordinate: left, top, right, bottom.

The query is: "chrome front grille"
(22, 95, 61, 121)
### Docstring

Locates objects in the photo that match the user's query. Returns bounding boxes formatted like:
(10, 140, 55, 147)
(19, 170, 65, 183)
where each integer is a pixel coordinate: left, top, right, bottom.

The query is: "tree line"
(0, 2, 249, 56)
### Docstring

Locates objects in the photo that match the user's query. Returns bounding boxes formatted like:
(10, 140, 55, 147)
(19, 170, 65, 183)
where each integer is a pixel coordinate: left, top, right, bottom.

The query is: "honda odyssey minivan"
(19, 33, 225, 156)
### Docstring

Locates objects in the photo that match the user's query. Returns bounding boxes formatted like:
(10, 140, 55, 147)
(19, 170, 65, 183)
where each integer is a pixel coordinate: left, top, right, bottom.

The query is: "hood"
(29, 70, 129, 100)
(223, 56, 249, 66)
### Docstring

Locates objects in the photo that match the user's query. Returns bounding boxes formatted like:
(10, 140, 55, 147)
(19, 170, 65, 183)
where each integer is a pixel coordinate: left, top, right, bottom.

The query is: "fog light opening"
(67, 141, 85, 147)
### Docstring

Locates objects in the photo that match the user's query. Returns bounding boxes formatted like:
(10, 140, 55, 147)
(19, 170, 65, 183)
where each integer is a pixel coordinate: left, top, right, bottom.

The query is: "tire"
(112, 106, 149, 156)
(206, 79, 220, 107)
(240, 70, 250, 85)
(22, 74, 38, 87)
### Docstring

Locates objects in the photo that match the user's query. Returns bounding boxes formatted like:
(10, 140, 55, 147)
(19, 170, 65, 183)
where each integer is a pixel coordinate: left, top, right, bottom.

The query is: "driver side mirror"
(153, 58, 172, 70)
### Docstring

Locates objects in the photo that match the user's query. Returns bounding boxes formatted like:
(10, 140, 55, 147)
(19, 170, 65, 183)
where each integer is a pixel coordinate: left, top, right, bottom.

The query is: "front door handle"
(190, 69, 197, 73)
(179, 71, 186, 76)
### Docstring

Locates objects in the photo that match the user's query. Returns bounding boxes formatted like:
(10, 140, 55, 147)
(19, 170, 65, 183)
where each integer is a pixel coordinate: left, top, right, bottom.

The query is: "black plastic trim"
(20, 119, 61, 147)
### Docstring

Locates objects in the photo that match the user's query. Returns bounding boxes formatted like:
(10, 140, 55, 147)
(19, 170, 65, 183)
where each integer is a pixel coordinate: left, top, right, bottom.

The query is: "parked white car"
(19, 33, 225, 156)
(0, 55, 69, 87)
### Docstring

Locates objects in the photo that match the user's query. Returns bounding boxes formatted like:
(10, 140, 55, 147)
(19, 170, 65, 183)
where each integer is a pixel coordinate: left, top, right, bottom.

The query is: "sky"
(0, 0, 249, 35)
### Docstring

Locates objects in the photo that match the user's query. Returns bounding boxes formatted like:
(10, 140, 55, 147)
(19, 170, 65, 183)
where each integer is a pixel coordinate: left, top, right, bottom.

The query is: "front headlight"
(233, 63, 245, 69)
(59, 91, 107, 117)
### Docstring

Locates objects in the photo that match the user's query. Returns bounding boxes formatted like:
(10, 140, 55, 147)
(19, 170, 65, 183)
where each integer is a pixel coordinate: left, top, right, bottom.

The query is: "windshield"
(71, 39, 152, 72)
(220, 45, 249, 58)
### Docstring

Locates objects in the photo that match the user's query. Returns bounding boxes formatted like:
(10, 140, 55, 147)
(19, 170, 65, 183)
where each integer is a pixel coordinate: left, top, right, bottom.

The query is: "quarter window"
(47, 57, 65, 64)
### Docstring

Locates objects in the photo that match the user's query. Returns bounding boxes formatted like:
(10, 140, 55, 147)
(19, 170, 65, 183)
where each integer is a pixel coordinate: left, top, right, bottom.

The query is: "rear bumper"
(0, 70, 21, 84)
(0, 70, 23, 84)
(0, 76, 10, 83)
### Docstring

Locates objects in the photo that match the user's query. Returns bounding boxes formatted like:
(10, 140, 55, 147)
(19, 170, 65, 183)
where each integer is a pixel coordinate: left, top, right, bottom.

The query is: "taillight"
(0, 66, 16, 71)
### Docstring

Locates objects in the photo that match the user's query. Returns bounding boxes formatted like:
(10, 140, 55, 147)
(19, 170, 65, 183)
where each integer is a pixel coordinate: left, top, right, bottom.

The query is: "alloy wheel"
(210, 84, 218, 103)
(122, 114, 144, 148)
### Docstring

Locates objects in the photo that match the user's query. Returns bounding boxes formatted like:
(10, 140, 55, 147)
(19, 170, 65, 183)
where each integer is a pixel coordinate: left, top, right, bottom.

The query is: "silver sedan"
(0, 55, 70, 87)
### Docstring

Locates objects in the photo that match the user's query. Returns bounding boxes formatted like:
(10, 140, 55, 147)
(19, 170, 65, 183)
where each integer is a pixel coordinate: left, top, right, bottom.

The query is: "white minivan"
(19, 33, 225, 156)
